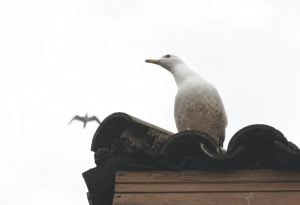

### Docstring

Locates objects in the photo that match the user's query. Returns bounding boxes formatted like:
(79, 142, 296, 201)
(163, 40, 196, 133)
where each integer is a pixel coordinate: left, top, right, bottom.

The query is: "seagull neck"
(171, 63, 198, 86)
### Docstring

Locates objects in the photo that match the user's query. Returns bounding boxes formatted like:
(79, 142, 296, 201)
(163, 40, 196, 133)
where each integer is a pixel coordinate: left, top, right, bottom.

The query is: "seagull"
(69, 113, 101, 128)
(145, 54, 227, 147)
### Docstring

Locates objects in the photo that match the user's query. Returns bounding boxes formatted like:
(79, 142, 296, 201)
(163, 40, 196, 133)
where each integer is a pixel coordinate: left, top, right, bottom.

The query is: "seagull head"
(145, 54, 184, 71)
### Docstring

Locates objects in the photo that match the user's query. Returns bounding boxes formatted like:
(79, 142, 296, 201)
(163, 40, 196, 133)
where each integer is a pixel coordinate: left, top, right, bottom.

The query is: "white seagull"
(146, 54, 227, 147)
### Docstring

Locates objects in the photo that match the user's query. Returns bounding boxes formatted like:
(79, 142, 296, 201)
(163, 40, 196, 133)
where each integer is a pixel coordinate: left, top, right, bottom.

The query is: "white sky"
(1, 0, 300, 204)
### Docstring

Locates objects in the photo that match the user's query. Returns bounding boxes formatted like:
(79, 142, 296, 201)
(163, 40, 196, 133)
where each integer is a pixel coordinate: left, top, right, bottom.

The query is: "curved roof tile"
(91, 112, 300, 170)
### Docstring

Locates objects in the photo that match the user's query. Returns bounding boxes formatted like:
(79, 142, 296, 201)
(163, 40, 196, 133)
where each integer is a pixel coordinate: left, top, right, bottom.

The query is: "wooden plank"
(114, 170, 300, 204)
(113, 192, 300, 205)
(116, 170, 300, 183)
(115, 182, 300, 193)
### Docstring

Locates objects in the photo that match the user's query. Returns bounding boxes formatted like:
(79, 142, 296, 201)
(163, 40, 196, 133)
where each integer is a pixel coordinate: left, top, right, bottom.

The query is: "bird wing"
(69, 115, 85, 124)
(88, 116, 101, 124)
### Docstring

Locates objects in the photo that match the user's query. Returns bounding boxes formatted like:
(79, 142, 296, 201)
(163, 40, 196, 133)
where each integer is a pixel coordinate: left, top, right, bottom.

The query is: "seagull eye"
(164, 54, 171, 58)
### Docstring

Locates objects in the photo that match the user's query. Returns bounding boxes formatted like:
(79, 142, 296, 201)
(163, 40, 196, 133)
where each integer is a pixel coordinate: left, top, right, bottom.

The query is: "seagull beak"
(145, 59, 160, 65)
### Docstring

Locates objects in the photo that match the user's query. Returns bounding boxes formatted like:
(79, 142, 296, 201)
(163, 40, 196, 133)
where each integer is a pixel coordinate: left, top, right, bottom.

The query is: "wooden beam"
(113, 170, 300, 205)
(116, 170, 300, 183)
(113, 192, 300, 205)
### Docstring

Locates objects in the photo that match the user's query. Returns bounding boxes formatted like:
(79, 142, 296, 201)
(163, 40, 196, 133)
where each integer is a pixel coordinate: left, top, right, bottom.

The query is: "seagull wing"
(69, 115, 85, 124)
(88, 116, 101, 124)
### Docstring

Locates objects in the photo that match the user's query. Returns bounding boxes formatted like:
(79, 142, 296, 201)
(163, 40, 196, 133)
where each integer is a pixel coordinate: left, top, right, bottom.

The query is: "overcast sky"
(1, 0, 300, 204)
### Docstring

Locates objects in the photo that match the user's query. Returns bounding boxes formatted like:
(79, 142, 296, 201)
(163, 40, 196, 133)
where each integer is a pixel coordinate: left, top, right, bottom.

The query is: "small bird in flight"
(69, 113, 101, 128)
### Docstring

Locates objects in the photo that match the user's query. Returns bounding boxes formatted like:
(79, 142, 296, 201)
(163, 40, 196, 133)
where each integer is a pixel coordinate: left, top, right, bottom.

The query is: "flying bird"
(145, 54, 227, 148)
(69, 113, 101, 128)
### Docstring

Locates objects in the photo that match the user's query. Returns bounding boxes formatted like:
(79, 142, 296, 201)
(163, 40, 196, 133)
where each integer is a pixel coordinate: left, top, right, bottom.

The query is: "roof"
(90, 112, 300, 170)
(83, 112, 300, 205)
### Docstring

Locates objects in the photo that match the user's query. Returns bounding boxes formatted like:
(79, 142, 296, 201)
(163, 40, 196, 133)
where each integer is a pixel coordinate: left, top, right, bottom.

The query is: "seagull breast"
(174, 76, 228, 146)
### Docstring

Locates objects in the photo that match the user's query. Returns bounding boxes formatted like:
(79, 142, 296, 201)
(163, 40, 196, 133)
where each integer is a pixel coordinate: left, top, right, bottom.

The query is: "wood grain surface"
(113, 170, 300, 205)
